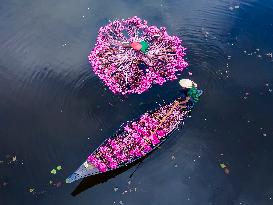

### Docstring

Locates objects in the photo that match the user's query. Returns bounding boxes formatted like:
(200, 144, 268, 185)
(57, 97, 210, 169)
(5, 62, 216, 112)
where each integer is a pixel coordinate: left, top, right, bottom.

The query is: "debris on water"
(266, 53, 272, 58)
(243, 92, 249, 100)
(224, 167, 230, 174)
(55, 181, 62, 188)
(122, 190, 128, 195)
(171, 155, 175, 160)
(29, 188, 35, 193)
(119, 200, 124, 205)
(127, 180, 131, 185)
(61, 42, 70, 47)
(1, 155, 19, 164)
(263, 133, 267, 137)
(220, 163, 230, 174)
(49, 179, 62, 188)
(234, 5, 240, 9)
(114, 187, 118, 192)
(174, 164, 178, 168)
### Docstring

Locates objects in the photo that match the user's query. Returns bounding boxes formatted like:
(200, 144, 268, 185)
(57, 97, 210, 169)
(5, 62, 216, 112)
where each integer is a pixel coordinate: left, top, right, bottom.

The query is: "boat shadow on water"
(71, 156, 146, 196)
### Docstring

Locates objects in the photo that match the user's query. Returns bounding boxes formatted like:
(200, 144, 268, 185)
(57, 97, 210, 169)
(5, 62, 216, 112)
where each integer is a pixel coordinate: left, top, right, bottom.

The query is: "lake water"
(0, 0, 273, 204)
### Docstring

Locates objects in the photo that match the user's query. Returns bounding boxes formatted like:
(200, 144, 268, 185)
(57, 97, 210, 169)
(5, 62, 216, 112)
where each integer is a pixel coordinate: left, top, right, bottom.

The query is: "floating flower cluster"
(87, 99, 190, 172)
(89, 16, 188, 95)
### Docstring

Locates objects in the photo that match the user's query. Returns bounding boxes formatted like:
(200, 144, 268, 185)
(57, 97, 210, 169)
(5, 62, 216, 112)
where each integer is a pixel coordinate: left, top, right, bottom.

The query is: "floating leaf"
(56, 166, 62, 171)
(50, 169, 57, 174)
(220, 163, 226, 169)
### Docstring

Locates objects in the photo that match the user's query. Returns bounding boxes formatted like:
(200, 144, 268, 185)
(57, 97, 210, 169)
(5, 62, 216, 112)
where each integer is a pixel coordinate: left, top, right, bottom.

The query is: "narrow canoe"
(66, 89, 202, 183)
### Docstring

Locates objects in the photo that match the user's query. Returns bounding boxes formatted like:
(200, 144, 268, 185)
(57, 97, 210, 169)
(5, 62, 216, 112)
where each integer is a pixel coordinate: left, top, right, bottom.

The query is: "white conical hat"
(179, 79, 197, 88)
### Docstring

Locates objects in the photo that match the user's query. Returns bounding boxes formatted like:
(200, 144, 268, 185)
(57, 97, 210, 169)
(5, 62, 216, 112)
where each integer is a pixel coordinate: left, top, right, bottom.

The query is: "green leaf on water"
(50, 169, 57, 174)
(56, 166, 62, 171)
(220, 163, 226, 169)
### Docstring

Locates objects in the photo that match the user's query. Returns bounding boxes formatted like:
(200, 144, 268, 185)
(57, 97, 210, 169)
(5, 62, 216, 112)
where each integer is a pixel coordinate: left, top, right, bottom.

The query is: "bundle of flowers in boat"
(87, 102, 189, 172)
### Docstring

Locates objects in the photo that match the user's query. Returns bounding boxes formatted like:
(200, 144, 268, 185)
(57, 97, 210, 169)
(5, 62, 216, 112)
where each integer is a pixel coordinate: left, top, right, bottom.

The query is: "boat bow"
(66, 162, 99, 183)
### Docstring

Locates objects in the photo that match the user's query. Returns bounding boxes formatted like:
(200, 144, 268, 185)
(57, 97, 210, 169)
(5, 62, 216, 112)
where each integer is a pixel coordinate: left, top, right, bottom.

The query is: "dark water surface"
(1, 0, 273, 204)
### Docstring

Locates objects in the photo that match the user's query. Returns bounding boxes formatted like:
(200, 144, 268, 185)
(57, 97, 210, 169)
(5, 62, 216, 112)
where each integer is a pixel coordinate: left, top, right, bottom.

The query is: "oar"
(150, 97, 190, 136)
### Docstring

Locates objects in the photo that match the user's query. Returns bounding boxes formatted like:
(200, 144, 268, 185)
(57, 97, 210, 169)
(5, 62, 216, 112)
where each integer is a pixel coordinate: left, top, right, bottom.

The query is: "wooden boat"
(66, 84, 202, 183)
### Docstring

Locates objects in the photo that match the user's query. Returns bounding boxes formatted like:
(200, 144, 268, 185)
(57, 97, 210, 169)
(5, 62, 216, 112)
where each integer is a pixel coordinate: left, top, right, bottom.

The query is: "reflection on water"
(0, 0, 273, 204)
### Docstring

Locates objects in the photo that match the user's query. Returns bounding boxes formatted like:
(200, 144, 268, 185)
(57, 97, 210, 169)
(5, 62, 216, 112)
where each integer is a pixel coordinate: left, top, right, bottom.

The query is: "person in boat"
(177, 79, 200, 105)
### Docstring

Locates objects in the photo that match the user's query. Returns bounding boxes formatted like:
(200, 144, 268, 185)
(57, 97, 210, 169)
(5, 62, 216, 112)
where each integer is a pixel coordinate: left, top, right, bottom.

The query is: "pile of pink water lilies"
(89, 16, 188, 95)
(87, 101, 189, 172)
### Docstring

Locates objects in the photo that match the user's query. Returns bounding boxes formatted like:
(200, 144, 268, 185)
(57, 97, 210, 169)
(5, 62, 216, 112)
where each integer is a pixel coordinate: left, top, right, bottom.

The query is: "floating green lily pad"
(220, 163, 226, 169)
(50, 169, 57, 174)
(56, 166, 62, 171)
